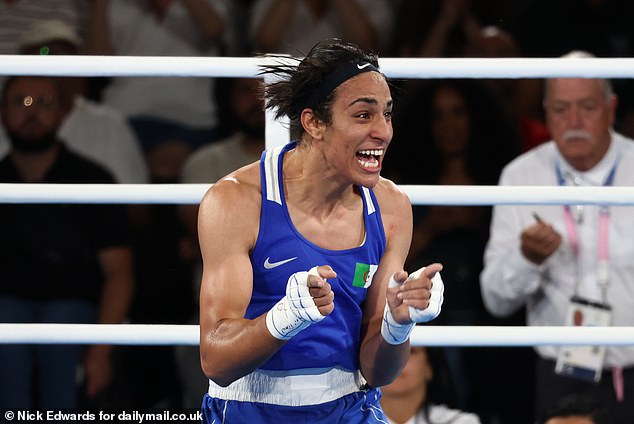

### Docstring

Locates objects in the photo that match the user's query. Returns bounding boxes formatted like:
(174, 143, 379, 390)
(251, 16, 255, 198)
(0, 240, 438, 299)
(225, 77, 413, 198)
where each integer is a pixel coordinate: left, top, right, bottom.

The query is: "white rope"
(0, 183, 211, 204)
(410, 326, 634, 347)
(4, 55, 631, 148)
(1, 183, 633, 205)
(0, 324, 199, 345)
(2, 55, 634, 79)
(1, 55, 633, 348)
(0, 324, 633, 346)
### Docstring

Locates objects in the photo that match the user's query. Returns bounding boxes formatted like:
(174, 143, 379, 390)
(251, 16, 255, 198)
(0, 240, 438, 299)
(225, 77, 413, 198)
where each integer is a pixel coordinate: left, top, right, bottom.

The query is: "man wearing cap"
(0, 19, 149, 185)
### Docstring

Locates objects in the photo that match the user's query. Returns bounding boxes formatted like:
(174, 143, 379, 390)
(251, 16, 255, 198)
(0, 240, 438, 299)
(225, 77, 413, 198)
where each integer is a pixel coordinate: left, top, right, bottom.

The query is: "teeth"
(357, 158, 379, 168)
(358, 149, 384, 156)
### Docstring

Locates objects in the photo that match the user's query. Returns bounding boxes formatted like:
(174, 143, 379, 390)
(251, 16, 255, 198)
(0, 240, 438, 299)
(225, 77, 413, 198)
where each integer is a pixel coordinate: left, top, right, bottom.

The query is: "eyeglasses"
(5, 95, 58, 111)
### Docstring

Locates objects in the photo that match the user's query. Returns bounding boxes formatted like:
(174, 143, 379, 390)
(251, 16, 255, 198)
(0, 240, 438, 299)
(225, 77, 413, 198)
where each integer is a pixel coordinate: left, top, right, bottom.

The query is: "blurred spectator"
(0, 19, 149, 184)
(84, 0, 230, 182)
(390, 1, 549, 151)
(0, 75, 133, 409)
(384, 79, 533, 423)
(0, 0, 88, 54)
(390, 0, 521, 57)
(180, 77, 265, 235)
(511, 0, 634, 150)
(464, 25, 550, 152)
(78, 1, 231, 408)
(512, 0, 634, 59)
(176, 76, 265, 408)
(224, 0, 256, 56)
(464, 24, 520, 58)
(385, 79, 520, 264)
(538, 394, 612, 424)
(381, 346, 481, 424)
(480, 53, 634, 423)
(103, 199, 196, 410)
(250, 0, 393, 55)
(391, 0, 482, 58)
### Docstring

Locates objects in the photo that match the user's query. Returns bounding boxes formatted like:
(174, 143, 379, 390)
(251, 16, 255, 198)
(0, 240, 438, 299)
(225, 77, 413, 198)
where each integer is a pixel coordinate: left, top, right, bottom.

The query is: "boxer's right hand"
(266, 265, 336, 340)
(307, 265, 336, 317)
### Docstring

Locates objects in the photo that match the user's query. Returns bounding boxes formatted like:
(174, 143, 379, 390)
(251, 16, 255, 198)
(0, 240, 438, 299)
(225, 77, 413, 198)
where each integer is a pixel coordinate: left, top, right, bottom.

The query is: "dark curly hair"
(259, 39, 380, 141)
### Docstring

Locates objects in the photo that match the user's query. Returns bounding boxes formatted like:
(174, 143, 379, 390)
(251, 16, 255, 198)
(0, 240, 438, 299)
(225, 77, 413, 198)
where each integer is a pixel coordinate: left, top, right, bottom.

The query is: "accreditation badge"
(555, 296, 612, 383)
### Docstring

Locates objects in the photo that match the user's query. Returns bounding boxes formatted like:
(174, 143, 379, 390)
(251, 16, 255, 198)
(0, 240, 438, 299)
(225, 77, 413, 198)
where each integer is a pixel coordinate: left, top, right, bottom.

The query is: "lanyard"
(555, 159, 618, 303)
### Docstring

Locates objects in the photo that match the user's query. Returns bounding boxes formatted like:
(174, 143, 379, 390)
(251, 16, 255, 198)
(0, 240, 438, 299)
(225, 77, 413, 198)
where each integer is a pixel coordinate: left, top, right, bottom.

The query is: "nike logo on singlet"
(263, 256, 298, 269)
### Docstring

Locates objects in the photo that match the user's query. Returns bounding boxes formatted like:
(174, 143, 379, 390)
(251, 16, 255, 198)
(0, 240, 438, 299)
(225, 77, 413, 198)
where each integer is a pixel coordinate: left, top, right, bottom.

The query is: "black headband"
(302, 60, 380, 114)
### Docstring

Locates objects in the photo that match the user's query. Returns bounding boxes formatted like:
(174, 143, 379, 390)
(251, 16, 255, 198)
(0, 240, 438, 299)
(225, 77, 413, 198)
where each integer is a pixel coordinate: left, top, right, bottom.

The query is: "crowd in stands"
(2, 1, 634, 422)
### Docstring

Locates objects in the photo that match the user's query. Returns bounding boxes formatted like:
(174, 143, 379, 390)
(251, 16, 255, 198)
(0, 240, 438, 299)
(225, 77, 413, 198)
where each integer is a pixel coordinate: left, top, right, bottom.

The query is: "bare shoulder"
(201, 161, 260, 203)
(371, 177, 412, 243)
(372, 176, 411, 216)
(198, 162, 262, 244)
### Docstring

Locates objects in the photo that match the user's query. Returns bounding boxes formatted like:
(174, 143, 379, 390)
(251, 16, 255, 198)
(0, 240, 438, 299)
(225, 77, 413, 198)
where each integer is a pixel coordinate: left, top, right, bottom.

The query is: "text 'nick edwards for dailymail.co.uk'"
(3, 409, 202, 423)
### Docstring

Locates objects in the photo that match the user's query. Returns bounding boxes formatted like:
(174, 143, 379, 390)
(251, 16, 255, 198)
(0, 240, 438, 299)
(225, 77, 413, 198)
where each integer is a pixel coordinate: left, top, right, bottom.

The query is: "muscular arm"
(358, 181, 413, 387)
(198, 174, 285, 387)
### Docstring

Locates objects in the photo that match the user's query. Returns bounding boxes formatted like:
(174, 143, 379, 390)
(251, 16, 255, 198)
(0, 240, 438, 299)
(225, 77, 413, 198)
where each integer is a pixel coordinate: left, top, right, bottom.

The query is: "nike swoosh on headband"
(357, 62, 372, 70)
(263, 256, 298, 269)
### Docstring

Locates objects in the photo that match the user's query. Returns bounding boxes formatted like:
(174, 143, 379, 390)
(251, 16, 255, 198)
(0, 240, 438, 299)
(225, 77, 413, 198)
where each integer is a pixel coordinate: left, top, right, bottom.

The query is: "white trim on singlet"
(265, 146, 378, 217)
(361, 186, 376, 215)
(264, 146, 283, 205)
(207, 368, 367, 406)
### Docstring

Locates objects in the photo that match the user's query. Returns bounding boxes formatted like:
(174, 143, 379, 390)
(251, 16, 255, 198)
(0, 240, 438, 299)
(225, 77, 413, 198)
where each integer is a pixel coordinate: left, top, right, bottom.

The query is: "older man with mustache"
(480, 51, 634, 424)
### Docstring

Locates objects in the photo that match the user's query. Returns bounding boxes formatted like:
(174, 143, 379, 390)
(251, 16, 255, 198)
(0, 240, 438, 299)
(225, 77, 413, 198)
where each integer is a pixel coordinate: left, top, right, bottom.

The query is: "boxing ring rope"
(0, 324, 633, 347)
(0, 184, 633, 205)
(3, 55, 633, 146)
(3, 55, 634, 78)
(1, 55, 634, 346)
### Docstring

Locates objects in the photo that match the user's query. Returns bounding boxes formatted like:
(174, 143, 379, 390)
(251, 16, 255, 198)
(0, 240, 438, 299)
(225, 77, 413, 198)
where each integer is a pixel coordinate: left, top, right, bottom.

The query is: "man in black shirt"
(0, 75, 134, 409)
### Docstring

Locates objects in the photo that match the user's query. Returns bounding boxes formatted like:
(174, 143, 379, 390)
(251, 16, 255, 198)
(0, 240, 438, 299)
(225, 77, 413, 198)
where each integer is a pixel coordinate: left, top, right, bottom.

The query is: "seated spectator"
(384, 79, 533, 423)
(381, 346, 481, 424)
(538, 394, 612, 424)
(250, 0, 393, 54)
(176, 76, 265, 408)
(0, 75, 133, 409)
(0, 0, 88, 54)
(391, 0, 482, 58)
(463, 25, 549, 151)
(84, 0, 230, 182)
(480, 52, 634, 424)
(180, 77, 265, 237)
(0, 19, 149, 184)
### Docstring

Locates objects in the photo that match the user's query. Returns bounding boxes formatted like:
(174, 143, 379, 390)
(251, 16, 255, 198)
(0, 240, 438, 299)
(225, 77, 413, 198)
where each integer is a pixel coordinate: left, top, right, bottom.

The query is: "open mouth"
(356, 149, 384, 169)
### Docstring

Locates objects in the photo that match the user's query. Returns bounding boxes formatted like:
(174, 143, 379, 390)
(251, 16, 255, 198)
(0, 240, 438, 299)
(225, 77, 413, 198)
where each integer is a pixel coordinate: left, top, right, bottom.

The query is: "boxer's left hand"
(386, 263, 444, 324)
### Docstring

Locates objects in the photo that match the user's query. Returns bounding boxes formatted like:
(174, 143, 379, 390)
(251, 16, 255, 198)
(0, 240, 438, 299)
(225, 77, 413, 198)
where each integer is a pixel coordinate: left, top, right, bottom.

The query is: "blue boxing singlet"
(246, 142, 387, 372)
(204, 142, 390, 416)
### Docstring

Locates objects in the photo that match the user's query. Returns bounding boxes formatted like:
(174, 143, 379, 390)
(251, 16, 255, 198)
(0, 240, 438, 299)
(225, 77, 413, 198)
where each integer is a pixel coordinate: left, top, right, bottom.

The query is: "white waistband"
(207, 368, 367, 407)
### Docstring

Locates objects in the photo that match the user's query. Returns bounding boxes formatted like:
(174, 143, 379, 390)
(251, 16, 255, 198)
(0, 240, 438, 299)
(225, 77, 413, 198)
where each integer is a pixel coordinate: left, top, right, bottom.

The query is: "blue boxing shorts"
(201, 387, 389, 424)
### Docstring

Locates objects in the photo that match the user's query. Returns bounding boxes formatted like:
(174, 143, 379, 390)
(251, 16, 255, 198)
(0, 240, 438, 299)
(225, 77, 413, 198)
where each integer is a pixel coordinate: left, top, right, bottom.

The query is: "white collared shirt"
(481, 131, 634, 367)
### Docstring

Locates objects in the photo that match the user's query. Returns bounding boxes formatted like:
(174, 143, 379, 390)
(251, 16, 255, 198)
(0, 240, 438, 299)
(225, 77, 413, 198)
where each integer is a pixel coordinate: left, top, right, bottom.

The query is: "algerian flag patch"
(352, 263, 378, 289)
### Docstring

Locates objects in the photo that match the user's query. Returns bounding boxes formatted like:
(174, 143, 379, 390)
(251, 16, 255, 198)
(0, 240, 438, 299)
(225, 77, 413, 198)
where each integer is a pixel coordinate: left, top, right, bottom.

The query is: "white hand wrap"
(381, 267, 445, 345)
(407, 267, 444, 323)
(381, 274, 415, 345)
(266, 266, 325, 340)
